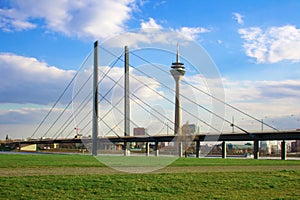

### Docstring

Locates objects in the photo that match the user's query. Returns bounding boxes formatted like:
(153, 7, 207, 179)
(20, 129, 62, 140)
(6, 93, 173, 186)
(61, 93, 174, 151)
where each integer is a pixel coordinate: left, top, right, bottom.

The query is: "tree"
(5, 134, 8, 141)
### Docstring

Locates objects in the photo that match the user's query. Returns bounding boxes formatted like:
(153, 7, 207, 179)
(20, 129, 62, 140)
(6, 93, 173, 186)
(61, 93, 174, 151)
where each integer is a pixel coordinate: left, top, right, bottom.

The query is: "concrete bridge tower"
(170, 45, 186, 136)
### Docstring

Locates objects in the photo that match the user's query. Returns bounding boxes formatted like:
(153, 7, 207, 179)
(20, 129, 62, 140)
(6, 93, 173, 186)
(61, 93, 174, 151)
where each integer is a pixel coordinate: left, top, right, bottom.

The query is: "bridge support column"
(154, 141, 159, 157)
(222, 141, 227, 159)
(124, 46, 130, 139)
(196, 140, 200, 158)
(178, 142, 183, 157)
(92, 41, 99, 156)
(145, 142, 150, 156)
(254, 140, 259, 159)
(124, 142, 130, 156)
(281, 140, 286, 160)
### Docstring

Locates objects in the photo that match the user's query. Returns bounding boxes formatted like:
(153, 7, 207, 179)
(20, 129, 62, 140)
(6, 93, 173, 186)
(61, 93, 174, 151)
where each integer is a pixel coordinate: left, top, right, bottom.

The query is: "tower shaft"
(174, 78, 182, 135)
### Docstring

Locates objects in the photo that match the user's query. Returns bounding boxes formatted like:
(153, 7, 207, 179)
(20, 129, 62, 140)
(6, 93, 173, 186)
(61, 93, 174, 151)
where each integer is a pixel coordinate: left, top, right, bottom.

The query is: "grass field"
(0, 154, 300, 199)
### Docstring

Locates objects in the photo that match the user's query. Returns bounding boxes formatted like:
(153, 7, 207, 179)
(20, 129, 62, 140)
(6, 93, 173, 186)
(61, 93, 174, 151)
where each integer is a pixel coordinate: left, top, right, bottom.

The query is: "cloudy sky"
(1, 0, 300, 139)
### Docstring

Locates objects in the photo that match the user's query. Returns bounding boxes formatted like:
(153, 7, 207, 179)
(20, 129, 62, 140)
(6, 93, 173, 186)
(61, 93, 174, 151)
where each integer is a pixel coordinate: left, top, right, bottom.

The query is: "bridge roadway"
(8, 130, 300, 160)
(10, 130, 300, 145)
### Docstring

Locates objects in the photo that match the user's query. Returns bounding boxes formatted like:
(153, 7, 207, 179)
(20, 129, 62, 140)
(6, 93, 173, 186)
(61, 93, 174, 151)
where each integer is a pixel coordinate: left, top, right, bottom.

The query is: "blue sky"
(1, 0, 300, 139)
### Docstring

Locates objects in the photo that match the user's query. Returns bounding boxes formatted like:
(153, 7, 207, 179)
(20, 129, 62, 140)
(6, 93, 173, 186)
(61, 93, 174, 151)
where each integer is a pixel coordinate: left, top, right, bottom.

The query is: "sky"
(1, 0, 300, 139)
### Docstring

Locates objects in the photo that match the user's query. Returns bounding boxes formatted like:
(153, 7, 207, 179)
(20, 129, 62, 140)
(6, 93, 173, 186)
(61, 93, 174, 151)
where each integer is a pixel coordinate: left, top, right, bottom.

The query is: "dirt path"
(1, 165, 300, 177)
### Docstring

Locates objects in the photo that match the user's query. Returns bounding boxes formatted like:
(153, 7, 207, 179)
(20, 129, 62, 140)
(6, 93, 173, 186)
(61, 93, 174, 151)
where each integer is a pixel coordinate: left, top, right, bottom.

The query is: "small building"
(291, 140, 300, 152)
(20, 144, 37, 152)
(133, 127, 147, 136)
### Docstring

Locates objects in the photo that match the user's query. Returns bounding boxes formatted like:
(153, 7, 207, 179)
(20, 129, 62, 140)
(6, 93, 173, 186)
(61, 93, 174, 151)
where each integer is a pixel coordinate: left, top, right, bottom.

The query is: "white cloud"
(0, 0, 136, 39)
(223, 78, 300, 114)
(181, 74, 300, 131)
(105, 18, 211, 48)
(153, 1, 167, 9)
(0, 106, 51, 124)
(0, 106, 75, 139)
(140, 18, 210, 40)
(239, 25, 300, 63)
(1, 0, 214, 44)
(173, 74, 300, 131)
(176, 27, 210, 40)
(225, 78, 300, 100)
(141, 17, 162, 29)
(219, 78, 300, 131)
(0, 2, 210, 42)
(0, 53, 75, 104)
(0, 7, 37, 32)
(232, 12, 244, 25)
(258, 80, 300, 99)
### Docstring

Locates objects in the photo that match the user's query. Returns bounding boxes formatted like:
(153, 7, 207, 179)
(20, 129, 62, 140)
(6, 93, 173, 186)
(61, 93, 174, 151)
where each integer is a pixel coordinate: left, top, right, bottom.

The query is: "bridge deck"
(7, 130, 300, 145)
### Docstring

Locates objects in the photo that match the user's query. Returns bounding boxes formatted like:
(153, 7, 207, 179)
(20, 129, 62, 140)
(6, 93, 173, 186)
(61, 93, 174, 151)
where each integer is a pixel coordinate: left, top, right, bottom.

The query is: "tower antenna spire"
(176, 42, 180, 63)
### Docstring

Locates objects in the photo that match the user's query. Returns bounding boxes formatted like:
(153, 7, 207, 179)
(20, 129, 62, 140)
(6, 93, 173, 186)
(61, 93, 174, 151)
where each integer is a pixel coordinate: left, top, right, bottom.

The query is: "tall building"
(182, 123, 197, 135)
(260, 140, 281, 154)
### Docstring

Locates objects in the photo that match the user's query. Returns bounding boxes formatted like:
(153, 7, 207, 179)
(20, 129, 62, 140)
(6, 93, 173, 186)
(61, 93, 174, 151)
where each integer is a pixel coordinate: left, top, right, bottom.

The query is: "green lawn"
(1, 170, 299, 199)
(0, 154, 104, 168)
(0, 154, 299, 199)
(172, 157, 300, 166)
(1, 154, 300, 168)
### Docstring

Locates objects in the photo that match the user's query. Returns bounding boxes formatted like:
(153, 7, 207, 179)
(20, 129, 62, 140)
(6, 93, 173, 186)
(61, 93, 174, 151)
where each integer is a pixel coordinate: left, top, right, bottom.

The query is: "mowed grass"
(1, 153, 300, 168)
(0, 154, 300, 199)
(0, 154, 105, 168)
(1, 170, 299, 199)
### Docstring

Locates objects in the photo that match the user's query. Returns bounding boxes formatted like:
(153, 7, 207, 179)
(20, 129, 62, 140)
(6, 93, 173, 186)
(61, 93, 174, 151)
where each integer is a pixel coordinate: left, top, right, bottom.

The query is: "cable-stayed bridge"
(5, 41, 300, 160)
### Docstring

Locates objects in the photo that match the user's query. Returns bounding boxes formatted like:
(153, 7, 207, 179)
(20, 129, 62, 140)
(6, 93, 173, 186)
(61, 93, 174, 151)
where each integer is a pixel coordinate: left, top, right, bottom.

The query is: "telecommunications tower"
(170, 45, 186, 135)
